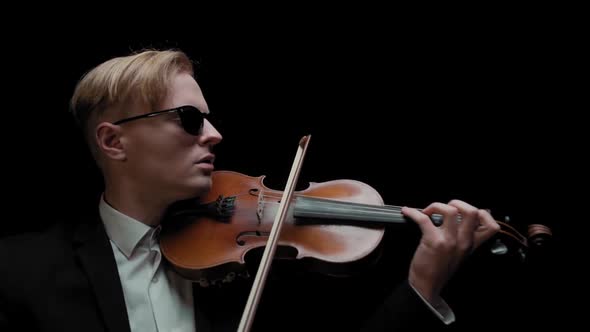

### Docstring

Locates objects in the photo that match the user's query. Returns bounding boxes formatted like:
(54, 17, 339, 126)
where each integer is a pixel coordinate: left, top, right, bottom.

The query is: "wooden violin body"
(160, 170, 387, 286)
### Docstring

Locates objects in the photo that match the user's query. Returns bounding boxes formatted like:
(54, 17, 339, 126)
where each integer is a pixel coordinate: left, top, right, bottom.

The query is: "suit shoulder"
(0, 228, 48, 247)
(0, 223, 72, 268)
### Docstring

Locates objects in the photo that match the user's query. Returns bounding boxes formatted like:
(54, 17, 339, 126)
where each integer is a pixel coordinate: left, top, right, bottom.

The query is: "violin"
(159, 135, 552, 331)
(162, 169, 553, 275)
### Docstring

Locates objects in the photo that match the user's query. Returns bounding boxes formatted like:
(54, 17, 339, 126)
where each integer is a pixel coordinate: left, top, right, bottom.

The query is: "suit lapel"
(74, 219, 131, 332)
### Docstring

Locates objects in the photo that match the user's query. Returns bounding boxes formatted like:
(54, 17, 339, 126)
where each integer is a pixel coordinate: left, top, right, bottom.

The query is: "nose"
(198, 118, 223, 146)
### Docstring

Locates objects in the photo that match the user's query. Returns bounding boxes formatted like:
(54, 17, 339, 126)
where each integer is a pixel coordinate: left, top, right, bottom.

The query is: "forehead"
(159, 72, 209, 113)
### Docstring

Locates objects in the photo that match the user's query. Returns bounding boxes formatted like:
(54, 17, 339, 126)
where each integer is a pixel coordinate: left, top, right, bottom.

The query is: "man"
(0, 49, 500, 331)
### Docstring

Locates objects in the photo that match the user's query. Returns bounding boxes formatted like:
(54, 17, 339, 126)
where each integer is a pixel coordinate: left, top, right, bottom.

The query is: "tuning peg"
(518, 247, 526, 262)
(490, 238, 508, 255)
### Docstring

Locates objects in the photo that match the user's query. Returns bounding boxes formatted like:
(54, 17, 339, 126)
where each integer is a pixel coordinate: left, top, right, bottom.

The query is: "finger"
(422, 202, 459, 234)
(448, 199, 480, 254)
(473, 209, 501, 249)
(448, 199, 479, 231)
(401, 206, 438, 235)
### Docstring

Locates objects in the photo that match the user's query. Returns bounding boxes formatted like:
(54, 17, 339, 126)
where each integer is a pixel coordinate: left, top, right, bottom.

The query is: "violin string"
(246, 195, 520, 242)
(260, 201, 406, 214)
(234, 197, 517, 243)
(260, 192, 406, 209)
(259, 194, 468, 222)
(260, 193, 406, 213)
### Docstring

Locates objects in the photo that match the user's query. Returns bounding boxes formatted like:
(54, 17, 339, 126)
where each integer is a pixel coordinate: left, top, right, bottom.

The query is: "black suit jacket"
(0, 213, 445, 332)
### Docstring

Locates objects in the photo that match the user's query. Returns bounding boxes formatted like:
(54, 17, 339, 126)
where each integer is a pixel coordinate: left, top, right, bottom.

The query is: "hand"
(402, 200, 500, 303)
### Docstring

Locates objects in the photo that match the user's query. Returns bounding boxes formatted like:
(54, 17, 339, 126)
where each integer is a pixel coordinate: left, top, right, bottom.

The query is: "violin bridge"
(256, 191, 264, 224)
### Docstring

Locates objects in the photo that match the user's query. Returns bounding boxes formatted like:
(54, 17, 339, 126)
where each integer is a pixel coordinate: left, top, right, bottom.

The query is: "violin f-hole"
(236, 230, 271, 246)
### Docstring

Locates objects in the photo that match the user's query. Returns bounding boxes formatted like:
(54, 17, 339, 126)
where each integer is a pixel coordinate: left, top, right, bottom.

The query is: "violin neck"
(293, 196, 443, 226)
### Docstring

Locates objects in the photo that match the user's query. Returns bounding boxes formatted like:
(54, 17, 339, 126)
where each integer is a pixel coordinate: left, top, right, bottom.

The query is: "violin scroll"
(488, 214, 553, 262)
(528, 224, 553, 247)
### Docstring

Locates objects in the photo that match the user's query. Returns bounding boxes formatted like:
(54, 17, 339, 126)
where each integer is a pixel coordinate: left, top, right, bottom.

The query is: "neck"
(103, 177, 169, 227)
(292, 196, 444, 227)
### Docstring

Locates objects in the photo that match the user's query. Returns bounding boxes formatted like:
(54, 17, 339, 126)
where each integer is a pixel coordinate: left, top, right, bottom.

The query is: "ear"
(96, 122, 126, 161)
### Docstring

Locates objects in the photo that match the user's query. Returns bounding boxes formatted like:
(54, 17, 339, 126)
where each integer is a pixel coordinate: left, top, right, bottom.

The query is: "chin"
(179, 177, 212, 200)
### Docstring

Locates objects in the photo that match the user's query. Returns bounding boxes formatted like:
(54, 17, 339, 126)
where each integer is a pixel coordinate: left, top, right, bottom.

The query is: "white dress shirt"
(99, 195, 195, 332)
(410, 283, 455, 324)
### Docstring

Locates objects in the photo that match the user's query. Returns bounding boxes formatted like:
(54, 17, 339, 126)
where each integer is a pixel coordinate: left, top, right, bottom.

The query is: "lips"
(195, 154, 215, 165)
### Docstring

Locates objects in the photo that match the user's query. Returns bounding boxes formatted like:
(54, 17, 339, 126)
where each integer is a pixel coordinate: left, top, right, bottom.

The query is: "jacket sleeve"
(0, 300, 6, 330)
(360, 279, 450, 331)
(0, 271, 20, 332)
(0, 237, 32, 332)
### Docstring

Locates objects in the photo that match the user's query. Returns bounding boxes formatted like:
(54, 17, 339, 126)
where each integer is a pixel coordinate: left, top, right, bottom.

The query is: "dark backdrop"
(2, 23, 575, 331)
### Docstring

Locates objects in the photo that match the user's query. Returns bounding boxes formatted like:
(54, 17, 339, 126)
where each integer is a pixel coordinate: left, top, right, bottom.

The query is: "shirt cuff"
(409, 283, 455, 325)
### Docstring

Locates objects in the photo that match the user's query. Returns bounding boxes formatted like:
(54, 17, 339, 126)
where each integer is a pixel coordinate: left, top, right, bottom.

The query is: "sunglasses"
(112, 105, 208, 136)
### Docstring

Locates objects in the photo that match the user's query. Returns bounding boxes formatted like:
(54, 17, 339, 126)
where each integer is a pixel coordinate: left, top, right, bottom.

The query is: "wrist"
(408, 273, 438, 304)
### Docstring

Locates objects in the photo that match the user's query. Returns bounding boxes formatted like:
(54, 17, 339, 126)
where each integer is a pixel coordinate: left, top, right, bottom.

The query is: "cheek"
(151, 143, 192, 172)
(128, 133, 193, 174)
(127, 120, 200, 168)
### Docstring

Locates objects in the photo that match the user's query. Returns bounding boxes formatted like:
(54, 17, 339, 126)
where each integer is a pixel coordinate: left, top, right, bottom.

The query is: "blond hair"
(69, 49, 194, 165)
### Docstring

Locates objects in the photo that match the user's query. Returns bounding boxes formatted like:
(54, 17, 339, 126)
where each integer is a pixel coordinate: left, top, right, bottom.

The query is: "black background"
(1, 13, 579, 331)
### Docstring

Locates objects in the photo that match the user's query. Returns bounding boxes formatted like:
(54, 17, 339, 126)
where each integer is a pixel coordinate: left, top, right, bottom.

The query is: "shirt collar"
(99, 194, 160, 259)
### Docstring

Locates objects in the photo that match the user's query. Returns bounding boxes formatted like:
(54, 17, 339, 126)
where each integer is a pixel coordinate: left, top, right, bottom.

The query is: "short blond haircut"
(70, 49, 194, 165)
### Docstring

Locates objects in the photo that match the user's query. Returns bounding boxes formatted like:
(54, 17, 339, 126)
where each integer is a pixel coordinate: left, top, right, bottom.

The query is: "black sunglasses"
(113, 105, 207, 136)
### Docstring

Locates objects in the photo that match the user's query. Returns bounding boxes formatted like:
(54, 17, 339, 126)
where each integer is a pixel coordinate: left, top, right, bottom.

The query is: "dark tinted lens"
(178, 106, 205, 135)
